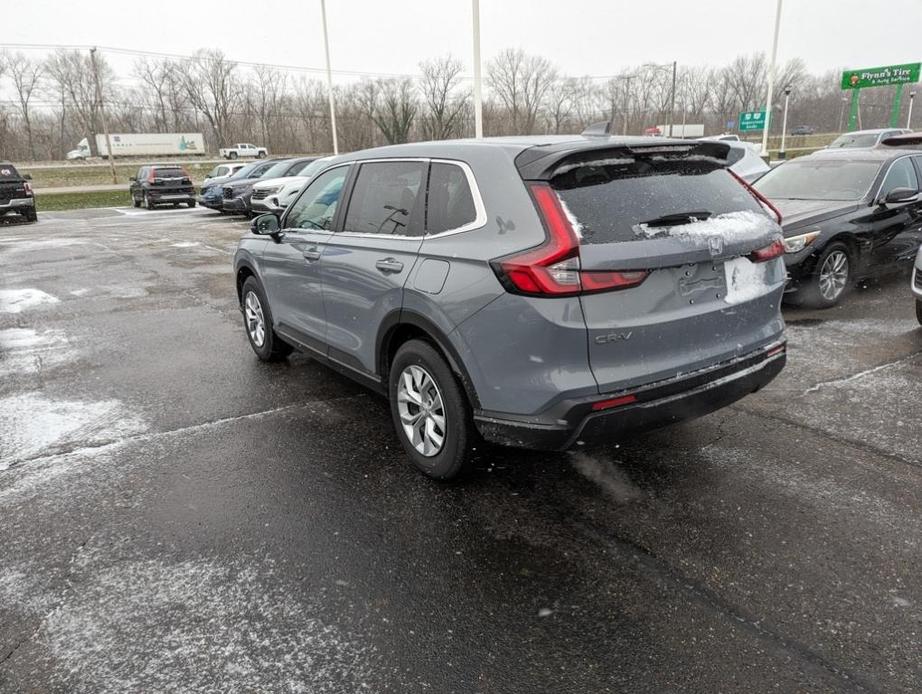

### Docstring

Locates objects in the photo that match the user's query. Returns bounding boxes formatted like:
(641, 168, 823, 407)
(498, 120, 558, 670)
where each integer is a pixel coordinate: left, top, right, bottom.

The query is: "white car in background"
(913, 246, 922, 325)
(202, 162, 247, 186)
(250, 156, 336, 215)
(725, 140, 770, 182)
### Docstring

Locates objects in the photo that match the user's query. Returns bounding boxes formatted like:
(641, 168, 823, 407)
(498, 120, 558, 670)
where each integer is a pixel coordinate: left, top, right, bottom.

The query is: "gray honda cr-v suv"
(234, 134, 787, 479)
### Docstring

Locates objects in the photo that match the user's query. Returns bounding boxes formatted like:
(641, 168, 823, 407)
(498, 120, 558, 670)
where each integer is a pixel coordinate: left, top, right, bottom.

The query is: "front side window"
(284, 166, 348, 231)
(343, 161, 427, 236)
(426, 163, 477, 234)
(879, 158, 919, 197)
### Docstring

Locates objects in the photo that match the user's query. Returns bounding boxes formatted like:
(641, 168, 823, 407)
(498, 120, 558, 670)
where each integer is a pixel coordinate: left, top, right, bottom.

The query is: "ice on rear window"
(632, 210, 777, 242)
(551, 157, 764, 245)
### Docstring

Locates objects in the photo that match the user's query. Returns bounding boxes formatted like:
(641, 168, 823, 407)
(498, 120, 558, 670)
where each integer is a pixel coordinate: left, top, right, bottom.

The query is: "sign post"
(840, 63, 921, 131)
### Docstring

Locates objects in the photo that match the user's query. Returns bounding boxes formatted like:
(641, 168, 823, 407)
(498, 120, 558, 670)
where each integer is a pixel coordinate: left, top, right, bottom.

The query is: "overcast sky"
(4, 0, 922, 81)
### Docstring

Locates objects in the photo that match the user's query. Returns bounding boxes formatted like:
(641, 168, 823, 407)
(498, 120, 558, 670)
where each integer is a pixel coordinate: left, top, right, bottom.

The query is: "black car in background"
(199, 159, 278, 212)
(129, 165, 196, 209)
(222, 157, 315, 216)
(790, 125, 816, 136)
(754, 148, 922, 307)
(0, 163, 36, 223)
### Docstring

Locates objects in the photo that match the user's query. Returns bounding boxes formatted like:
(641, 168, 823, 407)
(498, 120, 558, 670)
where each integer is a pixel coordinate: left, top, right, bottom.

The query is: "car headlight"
(783, 230, 820, 254)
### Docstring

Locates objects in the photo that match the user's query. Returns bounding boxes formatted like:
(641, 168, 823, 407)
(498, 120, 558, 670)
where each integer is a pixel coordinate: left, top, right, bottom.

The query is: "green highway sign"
(738, 110, 766, 132)
(841, 63, 921, 90)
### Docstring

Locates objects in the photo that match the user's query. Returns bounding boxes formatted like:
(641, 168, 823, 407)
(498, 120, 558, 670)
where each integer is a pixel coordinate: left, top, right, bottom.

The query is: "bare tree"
(487, 48, 556, 134)
(418, 56, 467, 140)
(181, 50, 239, 146)
(44, 50, 112, 156)
(361, 78, 418, 145)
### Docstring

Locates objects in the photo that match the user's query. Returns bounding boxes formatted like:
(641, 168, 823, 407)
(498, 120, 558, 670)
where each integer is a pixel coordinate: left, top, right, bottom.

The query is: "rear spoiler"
(515, 139, 732, 180)
(881, 133, 922, 148)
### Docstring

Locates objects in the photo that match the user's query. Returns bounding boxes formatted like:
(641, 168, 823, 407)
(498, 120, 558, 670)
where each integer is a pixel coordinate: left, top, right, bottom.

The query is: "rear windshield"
(152, 167, 187, 178)
(753, 159, 881, 201)
(551, 157, 762, 244)
(0, 165, 22, 180)
(828, 133, 879, 149)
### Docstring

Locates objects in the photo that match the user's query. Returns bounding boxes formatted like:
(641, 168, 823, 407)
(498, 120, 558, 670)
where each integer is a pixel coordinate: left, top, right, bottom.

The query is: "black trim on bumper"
(475, 343, 786, 451)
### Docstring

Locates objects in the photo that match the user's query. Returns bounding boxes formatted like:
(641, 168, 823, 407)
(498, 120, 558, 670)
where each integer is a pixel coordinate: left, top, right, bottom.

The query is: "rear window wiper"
(641, 211, 713, 228)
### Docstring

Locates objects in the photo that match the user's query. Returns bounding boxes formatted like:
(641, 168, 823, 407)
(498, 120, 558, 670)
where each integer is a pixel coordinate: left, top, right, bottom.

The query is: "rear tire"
(143, 192, 155, 210)
(799, 241, 852, 308)
(388, 339, 473, 481)
(133, 195, 141, 208)
(229, 152, 238, 160)
(241, 277, 292, 362)
(24, 208, 37, 223)
(916, 299, 922, 326)
(187, 200, 196, 208)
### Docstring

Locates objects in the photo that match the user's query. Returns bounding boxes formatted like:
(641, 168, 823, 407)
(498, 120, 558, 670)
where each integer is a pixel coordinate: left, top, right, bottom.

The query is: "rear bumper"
(0, 197, 34, 210)
(475, 341, 786, 450)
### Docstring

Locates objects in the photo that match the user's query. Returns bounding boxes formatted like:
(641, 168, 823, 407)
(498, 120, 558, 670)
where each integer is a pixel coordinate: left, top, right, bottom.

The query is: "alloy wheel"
(818, 250, 849, 302)
(397, 365, 446, 457)
(244, 291, 266, 347)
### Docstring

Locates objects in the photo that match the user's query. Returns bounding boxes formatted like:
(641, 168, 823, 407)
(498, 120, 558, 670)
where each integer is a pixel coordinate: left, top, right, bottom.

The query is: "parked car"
(234, 136, 787, 479)
(223, 158, 313, 215)
(726, 141, 770, 182)
(250, 157, 333, 215)
(129, 165, 196, 209)
(913, 246, 922, 325)
(754, 148, 922, 307)
(203, 162, 247, 186)
(827, 128, 911, 149)
(198, 159, 280, 212)
(700, 133, 741, 142)
(219, 143, 268, 160)
(790, 125, 816, 136)
(0, 163, 36, 223)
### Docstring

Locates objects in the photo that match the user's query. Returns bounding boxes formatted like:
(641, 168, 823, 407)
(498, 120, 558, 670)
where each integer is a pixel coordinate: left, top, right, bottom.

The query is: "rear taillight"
(490, 182, 648, 297)
(23, 182, 32, 196)
(748, 239, 785, 263)
(730, 169, 782, 224)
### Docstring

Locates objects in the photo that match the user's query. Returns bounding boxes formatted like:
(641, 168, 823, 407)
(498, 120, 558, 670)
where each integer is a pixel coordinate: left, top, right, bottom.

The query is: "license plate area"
(724, 256, 770, 305)
(676, 262, 727, 302)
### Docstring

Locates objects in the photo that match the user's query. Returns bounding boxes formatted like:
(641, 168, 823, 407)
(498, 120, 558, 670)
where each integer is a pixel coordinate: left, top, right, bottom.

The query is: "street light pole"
(472, 0, 483, 138)
(908, 91, 916, 129)
(622, 74, 634, 135)
(761, 0, 783, 157)
(668, 60, 677, 137)
(319, 0, 338, 154)
(838, 96, 848, 132)
(779, 85, 791, 159)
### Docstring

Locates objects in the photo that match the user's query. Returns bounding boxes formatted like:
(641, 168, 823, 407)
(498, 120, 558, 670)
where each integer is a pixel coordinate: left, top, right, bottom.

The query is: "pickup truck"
(0, 163, 37, 223)
(219, 143, 268, 160)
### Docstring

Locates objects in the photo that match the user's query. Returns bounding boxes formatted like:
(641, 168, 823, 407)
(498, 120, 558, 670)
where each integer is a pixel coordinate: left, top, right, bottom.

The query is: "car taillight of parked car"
(490, 182, 649, 297)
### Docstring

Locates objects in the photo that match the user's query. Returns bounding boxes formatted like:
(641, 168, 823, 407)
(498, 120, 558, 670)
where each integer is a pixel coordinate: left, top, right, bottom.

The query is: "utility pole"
(668, 61, 677, 137)
(838, 96, 848, 132)
(761, 0, 783, 157)
(90, 47, 118, 184)
(908, 91, 916, 129)
(472, 0, 483, 138)
(622, 75, 634, 135)
(320, 0, 338, 154)
(778, 85, 791, 159)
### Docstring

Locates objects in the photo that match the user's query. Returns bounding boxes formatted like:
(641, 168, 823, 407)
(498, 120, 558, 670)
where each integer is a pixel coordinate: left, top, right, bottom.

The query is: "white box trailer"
(66, 133, 206, 159)
(654, 124, 705, 138)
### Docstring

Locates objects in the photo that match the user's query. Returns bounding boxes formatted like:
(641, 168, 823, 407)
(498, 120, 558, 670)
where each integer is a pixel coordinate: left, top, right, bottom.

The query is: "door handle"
(375, 257, 404, 274)
(303, 247, 322, 261)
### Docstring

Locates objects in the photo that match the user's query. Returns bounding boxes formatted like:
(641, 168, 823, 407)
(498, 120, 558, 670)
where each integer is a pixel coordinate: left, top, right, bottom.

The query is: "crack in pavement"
(801, 350, 922, 396)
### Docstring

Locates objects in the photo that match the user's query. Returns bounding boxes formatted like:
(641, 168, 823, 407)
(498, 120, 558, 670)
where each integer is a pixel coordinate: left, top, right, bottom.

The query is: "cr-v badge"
(595, 331, 633, 344)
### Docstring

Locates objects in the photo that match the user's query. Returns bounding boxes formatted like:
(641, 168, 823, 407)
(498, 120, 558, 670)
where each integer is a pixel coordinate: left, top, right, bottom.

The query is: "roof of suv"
(795, 147, 919, 163)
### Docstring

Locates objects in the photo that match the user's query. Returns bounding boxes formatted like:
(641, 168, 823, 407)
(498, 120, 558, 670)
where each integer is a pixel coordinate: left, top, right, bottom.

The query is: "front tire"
(389, 340, 473, 480)
(229, 151, 238, 160)
(800, 241, 852, 308)
(241, 277, 292, 362)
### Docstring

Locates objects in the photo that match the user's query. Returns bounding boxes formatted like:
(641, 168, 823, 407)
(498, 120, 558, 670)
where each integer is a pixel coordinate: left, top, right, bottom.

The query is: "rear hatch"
(150, 167, 193, 194)
(0, 165, 28, 204)
(517, 141, 785, 394)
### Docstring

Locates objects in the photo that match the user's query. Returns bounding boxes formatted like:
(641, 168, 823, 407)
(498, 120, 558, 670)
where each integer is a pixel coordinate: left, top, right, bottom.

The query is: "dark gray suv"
(234, 136, 788, 479)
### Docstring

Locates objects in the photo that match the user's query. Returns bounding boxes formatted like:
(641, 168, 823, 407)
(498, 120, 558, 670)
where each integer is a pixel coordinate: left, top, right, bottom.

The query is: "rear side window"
(551, 157, 762, 244)
(343, 161, 426, 236)
(426, 163, 477, 234)
(880, 157, 918, 195)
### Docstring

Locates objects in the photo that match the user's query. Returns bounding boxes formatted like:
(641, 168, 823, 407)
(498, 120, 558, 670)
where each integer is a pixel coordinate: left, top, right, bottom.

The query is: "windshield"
(754, 159, 881, 201)
(551, 156, 763, 244)
(261, 160, 301, 179)
(829, 133, 879, 149)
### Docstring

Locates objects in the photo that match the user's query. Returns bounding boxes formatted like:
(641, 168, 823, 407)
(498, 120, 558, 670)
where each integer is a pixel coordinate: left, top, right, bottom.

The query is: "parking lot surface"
(1, 206, 921, 693)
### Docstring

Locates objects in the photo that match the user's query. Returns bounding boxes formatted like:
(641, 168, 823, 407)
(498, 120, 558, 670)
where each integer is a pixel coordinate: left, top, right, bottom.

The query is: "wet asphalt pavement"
(1, 206, 921, 693)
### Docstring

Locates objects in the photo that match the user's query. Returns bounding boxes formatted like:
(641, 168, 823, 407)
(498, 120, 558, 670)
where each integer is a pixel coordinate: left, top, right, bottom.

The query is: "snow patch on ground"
(170, 241, 200, 248)
(0, 393, 147, 469)
(0, 238, 87, 253)
(0, 288, 59, 314)
(571, 452, 642, 504)
(37, 554, 375, 693)
(0, 328, 76, 377)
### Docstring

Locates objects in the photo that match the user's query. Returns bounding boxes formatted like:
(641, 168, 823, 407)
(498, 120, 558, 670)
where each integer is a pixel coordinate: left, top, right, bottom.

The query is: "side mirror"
(882, 187, 918, 204)
(251, 213, 280, 236)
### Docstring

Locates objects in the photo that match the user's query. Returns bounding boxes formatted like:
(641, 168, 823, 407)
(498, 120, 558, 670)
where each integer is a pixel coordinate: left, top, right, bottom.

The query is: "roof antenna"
(581, 121, 612, 137)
